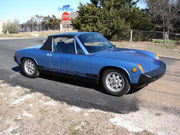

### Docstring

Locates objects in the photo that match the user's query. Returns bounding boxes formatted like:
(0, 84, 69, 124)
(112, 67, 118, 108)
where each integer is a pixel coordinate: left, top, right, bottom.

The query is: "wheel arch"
(21, 57, 39, 66)
(98, 66, 131, 84)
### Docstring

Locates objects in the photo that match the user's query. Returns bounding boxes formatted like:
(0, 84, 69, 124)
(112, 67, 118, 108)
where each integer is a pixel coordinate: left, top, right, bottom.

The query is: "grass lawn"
(153, 39, 179, 45)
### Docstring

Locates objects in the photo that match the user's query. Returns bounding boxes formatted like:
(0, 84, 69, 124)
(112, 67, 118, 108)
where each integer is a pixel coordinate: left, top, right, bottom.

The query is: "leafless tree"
(2, 20, 20, 34)
(145, 0, 179, 43)
(35, 15, 43, 31)
(176, 0, 180, 24)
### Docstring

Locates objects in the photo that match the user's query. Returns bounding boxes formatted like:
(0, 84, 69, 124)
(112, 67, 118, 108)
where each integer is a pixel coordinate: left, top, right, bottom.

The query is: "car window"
(78, 33, 113, 54)
(76, 41, 85, 55)
(40, 37, 52, 51)
(53, 37, 75, 54)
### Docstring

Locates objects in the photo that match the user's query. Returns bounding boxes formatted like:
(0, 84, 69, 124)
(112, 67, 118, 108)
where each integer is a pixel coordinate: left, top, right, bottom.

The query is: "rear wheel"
(22, 58, 39, 78)
(102, 69, 130, 96)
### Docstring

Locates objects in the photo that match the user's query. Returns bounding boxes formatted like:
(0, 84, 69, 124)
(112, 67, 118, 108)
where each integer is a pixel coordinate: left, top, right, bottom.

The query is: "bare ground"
(0, 81, 156, 135)
(113, 41, 180, 59)
(0, 30, 77, 39)
(1, 80, 180, 135)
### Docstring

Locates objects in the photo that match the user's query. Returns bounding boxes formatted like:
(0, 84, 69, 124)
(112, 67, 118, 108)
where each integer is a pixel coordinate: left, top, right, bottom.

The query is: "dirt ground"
(0, 30, 77, 39)
(0, 80, 155, 135)
(113, 41, 180, 59)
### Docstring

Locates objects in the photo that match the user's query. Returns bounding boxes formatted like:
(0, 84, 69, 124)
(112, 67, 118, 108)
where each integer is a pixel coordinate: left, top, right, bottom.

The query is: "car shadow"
(12, 66, 21, 72)
(11, 66, 140, 114)
(12, 66, 141, 95)
(12, 66, 105, 93)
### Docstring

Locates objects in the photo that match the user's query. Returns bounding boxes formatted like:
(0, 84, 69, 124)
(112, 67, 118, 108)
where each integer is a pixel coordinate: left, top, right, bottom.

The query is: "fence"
(111, 29, 180, 45)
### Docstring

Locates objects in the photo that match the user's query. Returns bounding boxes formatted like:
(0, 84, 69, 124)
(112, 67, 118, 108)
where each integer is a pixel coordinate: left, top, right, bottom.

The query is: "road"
(0, 38, 180, 115)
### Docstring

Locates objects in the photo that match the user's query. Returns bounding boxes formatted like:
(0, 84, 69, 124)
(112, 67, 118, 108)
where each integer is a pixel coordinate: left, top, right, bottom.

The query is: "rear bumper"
(138, 62, 166, 84)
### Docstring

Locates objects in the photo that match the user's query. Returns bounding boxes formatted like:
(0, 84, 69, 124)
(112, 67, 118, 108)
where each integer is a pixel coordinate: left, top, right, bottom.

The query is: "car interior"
(55, 41, 75, 54)
(54, 39, 84, 55)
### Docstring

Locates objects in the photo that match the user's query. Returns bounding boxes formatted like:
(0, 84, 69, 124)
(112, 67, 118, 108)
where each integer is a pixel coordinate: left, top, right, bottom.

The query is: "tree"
(146, 0, 179, 33)
(48, 15, 61, 30)
(2, 20, 20, 34)
(72, 0, 154, 39)
(35, 15, 43, 31)
(25, 17, 37, 32)
(174, 0, 180, 32)
(23, 15, 61, 31)
(42, 16, 51, 30)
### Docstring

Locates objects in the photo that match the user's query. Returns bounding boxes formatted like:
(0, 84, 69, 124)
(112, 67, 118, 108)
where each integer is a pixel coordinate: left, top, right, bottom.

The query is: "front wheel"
(22, 58, 39, 78)
(102, 69, 130, 96)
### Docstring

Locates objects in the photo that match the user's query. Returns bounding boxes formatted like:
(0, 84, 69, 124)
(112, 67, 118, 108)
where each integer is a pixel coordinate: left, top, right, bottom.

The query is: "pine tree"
(72, 0, 154, 39)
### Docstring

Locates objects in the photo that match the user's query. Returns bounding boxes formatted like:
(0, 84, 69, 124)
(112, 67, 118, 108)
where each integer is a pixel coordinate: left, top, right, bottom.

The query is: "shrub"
(2, 21, 19, 34)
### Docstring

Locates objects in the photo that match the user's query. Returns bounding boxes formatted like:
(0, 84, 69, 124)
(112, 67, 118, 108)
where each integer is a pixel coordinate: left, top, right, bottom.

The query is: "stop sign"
(62, 12, 70, 21)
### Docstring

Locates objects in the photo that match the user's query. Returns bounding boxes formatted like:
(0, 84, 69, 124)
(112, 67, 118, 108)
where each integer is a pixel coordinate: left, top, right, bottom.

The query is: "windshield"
(78, 33, 113, 53)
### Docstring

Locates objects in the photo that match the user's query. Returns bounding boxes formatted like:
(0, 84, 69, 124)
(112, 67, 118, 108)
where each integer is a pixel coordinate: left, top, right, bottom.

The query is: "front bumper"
(138, 62, 166, 84)
(14, 55, 20, 65)
(14, 56, 17, 63)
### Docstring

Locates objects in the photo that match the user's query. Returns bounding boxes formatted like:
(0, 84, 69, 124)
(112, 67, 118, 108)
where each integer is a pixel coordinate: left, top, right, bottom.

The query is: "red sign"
(62, 12, 70, 21)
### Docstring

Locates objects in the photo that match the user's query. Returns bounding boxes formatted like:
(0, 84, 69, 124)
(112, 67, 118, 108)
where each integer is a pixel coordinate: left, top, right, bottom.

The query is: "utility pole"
(130, 29, 133, 43)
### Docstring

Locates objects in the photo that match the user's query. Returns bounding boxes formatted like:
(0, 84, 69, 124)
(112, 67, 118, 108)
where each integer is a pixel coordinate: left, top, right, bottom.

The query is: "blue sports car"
(14, 32, 166, 96)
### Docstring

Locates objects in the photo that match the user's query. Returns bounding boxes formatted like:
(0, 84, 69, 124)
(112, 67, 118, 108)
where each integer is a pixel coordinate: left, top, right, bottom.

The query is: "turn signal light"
(132, 68, 137, 72)
(154, 53, 159, 60)
(136, 64, 144, 73)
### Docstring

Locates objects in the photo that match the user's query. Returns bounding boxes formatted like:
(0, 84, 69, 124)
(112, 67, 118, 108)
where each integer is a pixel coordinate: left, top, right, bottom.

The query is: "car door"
(50, 36, 91, 77)
(36, 37, 53, 70)
(36, 50, 52, 70)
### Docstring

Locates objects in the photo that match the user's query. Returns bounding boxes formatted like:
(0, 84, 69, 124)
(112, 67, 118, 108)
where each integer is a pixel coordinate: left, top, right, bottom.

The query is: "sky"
(0, 0, 146, 24)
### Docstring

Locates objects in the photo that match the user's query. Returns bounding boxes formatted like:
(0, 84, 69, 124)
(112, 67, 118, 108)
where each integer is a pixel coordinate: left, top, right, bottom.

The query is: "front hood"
(93, 48, 160, 72)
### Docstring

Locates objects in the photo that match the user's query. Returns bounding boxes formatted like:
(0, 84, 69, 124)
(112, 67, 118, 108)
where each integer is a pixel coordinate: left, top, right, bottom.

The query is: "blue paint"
(15, 32, 165, 85)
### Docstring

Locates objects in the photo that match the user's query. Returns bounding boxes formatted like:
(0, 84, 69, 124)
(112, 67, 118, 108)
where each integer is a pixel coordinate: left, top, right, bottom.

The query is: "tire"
(22, 58, 39, 78)
(102, 69, 130, 96)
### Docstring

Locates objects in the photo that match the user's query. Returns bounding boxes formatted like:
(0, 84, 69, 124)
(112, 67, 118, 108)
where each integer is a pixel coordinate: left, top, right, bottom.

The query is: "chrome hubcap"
(105, 72, 125, 92)
(24, 60, 35, 75)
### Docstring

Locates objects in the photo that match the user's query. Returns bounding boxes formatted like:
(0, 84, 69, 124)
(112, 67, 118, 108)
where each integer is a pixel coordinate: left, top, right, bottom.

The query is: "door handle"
(47, 53, 52, 56)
